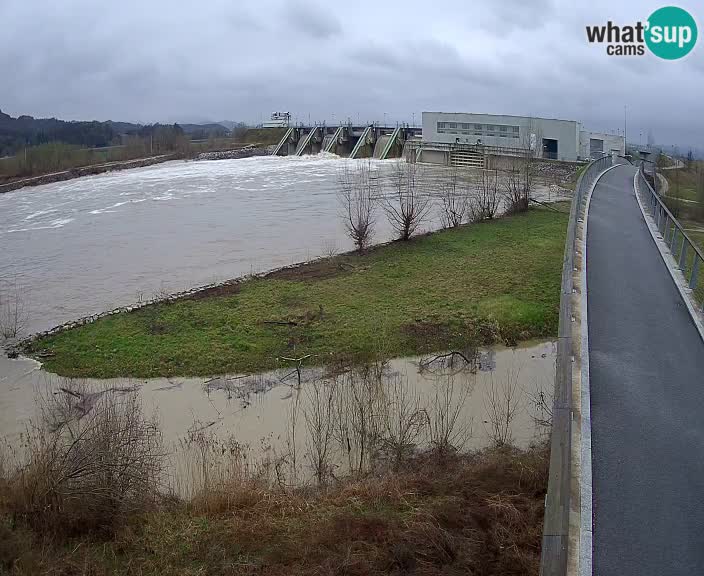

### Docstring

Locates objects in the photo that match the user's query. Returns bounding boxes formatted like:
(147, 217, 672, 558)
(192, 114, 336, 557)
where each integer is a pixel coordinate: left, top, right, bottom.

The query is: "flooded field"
(0, 154, 570, 335)
(1, 340, 555, 489)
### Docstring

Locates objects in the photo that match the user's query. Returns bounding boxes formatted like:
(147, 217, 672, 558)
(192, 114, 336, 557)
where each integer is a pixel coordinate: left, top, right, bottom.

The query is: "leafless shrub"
(303, 379, 337, 485)
(378, 374, 425, 467)
(0, 279, 28, 340)
(152, 282, 171, 301)
(383, 160, 431, 240)
(175, 424, 256, 510)
(339, 160, 377, 252)
(425, 376, 472, 461)
(5, 383, 163, 535)
(526, 380, 554, 430)
(438, 167, 469, 228)
(472, 169, 500, 220)
(321, 238, 338, 258)
(484, 368, 523, 447)
(332, 364, 385, 475)
(502, 161, 531, 214)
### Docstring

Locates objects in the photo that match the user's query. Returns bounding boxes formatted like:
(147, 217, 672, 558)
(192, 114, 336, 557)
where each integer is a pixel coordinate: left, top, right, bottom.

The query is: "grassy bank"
(1, 444, 548, 576)
(28, 207, 568, 377)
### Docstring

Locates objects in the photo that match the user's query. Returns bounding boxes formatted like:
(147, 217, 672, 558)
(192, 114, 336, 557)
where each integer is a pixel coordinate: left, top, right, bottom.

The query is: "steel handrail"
(636, 164, 704, 296)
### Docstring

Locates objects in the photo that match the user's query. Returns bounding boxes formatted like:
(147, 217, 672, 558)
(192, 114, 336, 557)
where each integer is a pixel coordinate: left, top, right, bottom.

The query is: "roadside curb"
(573, 163, 622, 576)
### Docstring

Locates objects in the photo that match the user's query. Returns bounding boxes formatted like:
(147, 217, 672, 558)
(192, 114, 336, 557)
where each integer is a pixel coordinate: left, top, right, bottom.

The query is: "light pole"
(383, 112, 387, 126)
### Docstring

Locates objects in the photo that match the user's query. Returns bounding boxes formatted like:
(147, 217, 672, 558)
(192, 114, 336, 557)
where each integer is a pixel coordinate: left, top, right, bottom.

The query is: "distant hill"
(179, 123, 229, 139)
(0, 111, 234, 157)
(0, 110, 116, 156)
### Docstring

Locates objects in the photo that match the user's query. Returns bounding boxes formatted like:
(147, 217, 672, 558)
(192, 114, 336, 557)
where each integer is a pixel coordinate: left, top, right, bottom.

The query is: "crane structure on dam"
(271, 123, 422, 159)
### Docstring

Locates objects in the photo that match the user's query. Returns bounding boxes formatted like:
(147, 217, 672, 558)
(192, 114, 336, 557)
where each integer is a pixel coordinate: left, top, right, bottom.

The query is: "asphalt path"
(587, 164, 704, 575)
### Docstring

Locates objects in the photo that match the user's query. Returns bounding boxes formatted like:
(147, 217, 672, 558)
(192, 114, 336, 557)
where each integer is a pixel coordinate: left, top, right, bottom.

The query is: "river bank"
(24, 206, 568, 377)
(0, 154, 176, 193)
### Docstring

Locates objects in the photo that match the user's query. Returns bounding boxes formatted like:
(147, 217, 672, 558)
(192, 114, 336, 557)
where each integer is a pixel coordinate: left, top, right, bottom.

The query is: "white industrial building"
(421, 112, 624, 163)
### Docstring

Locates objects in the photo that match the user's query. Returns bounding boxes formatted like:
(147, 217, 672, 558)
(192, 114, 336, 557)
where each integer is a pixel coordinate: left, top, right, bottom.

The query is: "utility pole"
(412, 112, 415, 127)
(624, 104, 627, 152)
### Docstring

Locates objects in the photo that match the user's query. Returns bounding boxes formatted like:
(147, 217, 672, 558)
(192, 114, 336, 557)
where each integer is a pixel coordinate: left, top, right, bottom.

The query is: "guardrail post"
(679, 240, 688, 271)
(670, 227, 678, 251)
(690, 257, 700, 290)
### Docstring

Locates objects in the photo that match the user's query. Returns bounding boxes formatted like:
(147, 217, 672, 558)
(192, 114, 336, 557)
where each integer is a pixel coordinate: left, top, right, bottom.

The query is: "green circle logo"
(645, 6, 698, 59)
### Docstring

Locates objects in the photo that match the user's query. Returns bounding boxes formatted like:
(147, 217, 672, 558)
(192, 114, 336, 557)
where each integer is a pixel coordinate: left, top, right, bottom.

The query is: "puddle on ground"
(0, 340, 555, 490)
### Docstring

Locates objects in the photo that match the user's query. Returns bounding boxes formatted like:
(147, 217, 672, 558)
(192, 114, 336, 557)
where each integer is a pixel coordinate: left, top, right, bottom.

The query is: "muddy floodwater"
(1, 155, 562, 488)
(0, 154, 569, 334)
(0, 341, 555, 488)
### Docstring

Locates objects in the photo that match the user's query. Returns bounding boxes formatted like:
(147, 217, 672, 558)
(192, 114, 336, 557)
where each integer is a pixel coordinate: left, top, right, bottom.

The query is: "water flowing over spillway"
(0, 155, 389, 333)
(1, 154, 568, 335)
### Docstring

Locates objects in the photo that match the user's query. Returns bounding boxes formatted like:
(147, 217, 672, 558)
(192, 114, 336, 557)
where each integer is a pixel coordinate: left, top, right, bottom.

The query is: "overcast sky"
(1, 0, 702, 148)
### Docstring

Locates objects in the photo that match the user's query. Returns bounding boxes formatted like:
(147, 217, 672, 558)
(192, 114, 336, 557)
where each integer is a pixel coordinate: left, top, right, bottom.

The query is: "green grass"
(28, 208, 568, 377)
(666, 186, 698, 202)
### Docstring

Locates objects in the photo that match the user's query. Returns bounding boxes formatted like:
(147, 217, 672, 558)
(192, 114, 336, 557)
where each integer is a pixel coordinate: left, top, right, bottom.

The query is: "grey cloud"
(283, 1, 341, 39)
(0, 0, 701, 148)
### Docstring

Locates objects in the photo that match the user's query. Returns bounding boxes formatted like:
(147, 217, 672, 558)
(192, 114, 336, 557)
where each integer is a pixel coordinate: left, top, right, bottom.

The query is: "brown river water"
(0, 155, 561, 486)
(1, 341, 555, 490)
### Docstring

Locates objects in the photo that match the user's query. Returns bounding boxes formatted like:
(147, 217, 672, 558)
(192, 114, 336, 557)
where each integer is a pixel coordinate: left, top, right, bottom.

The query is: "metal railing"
(636, 163, 704, 310)
(404, 140, 531, 159)
(540, 152, 612, 576)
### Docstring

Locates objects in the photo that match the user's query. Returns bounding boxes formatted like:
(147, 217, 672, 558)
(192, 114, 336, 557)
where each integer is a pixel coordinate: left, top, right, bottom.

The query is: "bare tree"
(425, 375, 472, 461)
(484, 368, 523, 447)
(332, 364, 385, 475)
(339, 160, 377, 252)
(303, 379, 337, 485)
(379, 374, 425, 468)
(0, 278, 28, 340)
(472, 169, 500, 220)
(383, 160, 431, 240)
(502, 162, 530, 214)
(438, 167, 469, 228)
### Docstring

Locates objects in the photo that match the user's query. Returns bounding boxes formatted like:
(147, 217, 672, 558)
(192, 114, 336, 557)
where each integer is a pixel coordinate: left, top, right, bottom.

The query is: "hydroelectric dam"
(272, 124, 422, 159)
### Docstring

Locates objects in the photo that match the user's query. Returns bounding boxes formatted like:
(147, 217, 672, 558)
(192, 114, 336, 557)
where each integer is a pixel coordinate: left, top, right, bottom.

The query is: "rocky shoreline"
(0, 154, 177, 193)
(6, 252, 336, 359)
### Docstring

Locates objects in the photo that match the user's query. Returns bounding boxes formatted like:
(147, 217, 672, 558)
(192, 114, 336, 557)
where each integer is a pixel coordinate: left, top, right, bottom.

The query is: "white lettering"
(651, 25, 663, 42)
(680, 26, 692, 48)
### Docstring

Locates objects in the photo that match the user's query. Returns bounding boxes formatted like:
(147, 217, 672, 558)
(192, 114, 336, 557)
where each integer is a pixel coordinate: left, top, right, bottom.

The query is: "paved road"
(587, 164, 704, 575)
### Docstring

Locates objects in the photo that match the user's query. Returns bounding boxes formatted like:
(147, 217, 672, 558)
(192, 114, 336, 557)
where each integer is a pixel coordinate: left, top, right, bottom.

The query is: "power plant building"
(421, 112, 624, 162)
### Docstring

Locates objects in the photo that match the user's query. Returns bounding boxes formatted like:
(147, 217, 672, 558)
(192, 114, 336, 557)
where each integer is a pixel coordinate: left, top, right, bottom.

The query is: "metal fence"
(404, 140, 531, 159)
(636, 163, 704, 309)
(540, 152, 612, 576)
